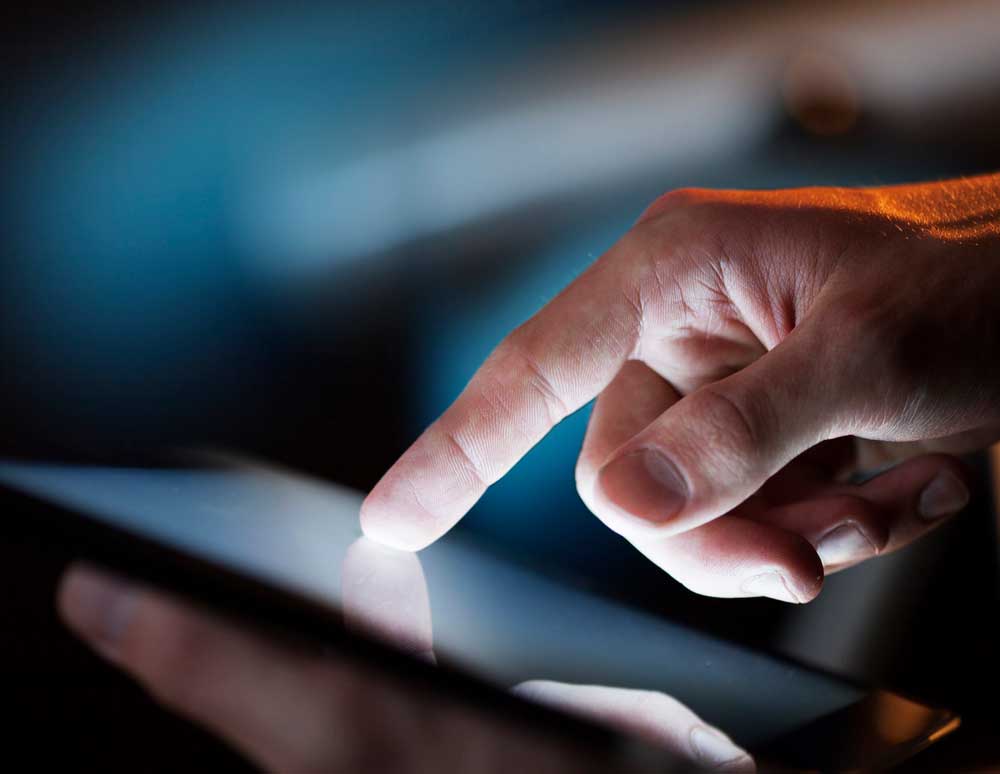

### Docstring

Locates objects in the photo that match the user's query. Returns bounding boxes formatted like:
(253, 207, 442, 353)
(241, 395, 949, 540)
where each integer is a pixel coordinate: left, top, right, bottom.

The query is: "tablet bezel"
(0, 460, 960, 772)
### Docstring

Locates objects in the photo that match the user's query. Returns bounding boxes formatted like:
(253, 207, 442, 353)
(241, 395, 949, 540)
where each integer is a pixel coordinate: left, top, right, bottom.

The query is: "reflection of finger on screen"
(341, 537, 435, 661)
(513, 681, 755, 773)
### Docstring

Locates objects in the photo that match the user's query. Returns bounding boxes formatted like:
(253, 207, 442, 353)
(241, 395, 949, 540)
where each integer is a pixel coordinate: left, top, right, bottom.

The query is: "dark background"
(3, 0, 1000, 769)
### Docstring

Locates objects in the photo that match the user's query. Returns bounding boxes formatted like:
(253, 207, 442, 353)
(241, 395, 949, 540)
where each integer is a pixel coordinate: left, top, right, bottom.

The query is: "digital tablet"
(0, 455, 959, 772)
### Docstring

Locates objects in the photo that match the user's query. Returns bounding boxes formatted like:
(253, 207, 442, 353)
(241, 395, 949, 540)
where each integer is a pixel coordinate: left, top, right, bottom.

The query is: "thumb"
(595, 323, 835, 539)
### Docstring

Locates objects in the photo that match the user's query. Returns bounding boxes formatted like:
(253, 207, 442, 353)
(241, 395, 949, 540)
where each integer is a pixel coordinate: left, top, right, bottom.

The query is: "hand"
(57, 540, 754, 773)
(361, 175, 1000, 602)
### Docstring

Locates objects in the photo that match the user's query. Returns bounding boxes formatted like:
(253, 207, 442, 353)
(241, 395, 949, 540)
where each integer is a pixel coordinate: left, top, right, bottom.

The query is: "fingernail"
(58, 565, 136, 662)
(597, 449, 687, 524)
(739, 571, 800, 603)
(816, 523, 877, 567)
(689, 726, 750, 770)
(918, 471, 969, 521)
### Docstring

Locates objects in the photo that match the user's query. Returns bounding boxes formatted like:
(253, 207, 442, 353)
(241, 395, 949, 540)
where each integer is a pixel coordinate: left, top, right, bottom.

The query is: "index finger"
(361, 246, 644, 550)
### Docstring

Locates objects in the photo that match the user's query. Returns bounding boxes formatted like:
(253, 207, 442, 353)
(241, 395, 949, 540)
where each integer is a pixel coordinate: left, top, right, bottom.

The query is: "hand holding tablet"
(58, 540, 753, 773)
(0, 457, 958, 770)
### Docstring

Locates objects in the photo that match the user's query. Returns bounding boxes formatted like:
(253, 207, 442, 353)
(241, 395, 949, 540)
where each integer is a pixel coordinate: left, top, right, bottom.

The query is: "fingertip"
(56, 562, 137, 661)
(596, 448, 689, 526)
(359, 496, 436, 552)
(55, 562, 84, 620)
(794, 568, 824, 604)
(750, 529, 825, 603)
(510, 679, 561, 704)
(812, 497, 889, 570)
(689, 726, 757, 772)
(786, 537, 825, 603)
(862, 452, 970, 506)
(590, 451, 700, 542)
(57, 562, 122, 623)
(740, 566, 822, 604)
(759, 494, 890, 574)
(859, 453, 971, 545)
(917, 468, 970, 521)
(757, 536, 824, 604)
(359, 511, 431, 552)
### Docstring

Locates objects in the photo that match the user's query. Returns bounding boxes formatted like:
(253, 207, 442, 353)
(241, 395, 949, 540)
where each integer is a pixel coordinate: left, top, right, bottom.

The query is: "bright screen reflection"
(0, 458, 861, 748)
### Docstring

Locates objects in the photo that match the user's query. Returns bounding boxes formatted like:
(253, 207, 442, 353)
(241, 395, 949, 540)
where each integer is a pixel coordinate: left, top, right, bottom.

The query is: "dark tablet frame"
(0, 466, 960, 773)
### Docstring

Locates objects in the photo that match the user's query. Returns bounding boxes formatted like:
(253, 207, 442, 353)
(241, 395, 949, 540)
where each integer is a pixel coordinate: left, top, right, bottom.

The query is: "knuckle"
(637, 187, 713, 224)
(496, 333, 569, 426)
(684, 384, 774, 477)
(628, 196, 752, 309)
(439, 426, 490, 488)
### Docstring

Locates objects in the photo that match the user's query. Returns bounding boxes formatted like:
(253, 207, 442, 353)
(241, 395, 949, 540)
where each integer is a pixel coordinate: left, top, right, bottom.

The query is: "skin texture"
(57, 542, 754, 773)
(55, 175, 1000, 768)
(362, 174, 1000, 602)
